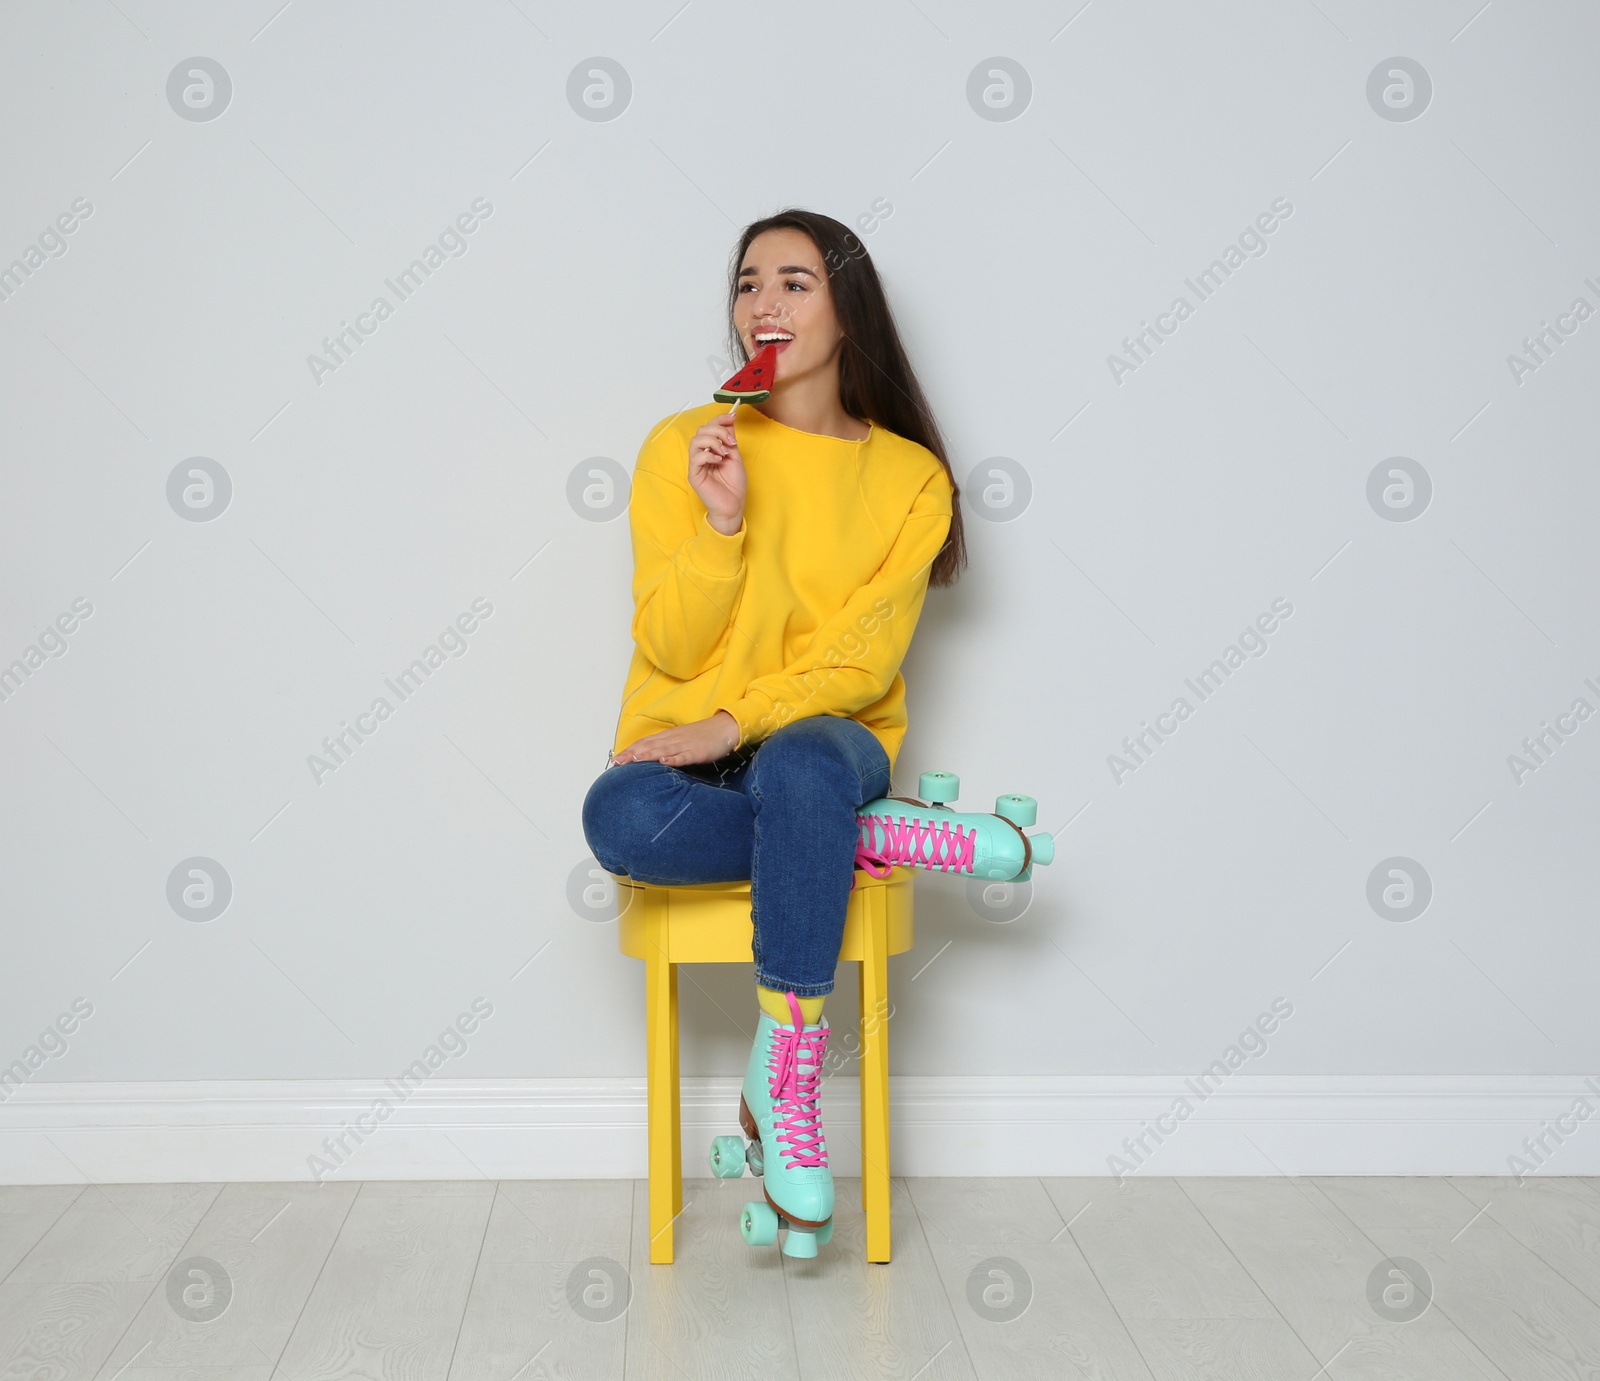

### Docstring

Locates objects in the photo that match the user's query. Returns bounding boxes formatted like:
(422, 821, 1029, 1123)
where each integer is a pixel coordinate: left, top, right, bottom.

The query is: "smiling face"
(733, 228, 848, 392)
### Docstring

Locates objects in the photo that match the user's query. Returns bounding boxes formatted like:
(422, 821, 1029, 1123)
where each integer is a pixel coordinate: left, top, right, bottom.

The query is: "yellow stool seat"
(615, 865, 915, 1263)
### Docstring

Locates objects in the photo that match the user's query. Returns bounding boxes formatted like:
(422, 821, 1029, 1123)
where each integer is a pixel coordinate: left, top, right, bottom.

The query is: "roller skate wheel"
(919, 771, 959, 806)
(746, 1138, 764, 1177)
(709, 1135, 746, 1178)
(741, 1199, 779, 1245)
(995, 793, 1037, 827)
(781, 1225, 819, 1259)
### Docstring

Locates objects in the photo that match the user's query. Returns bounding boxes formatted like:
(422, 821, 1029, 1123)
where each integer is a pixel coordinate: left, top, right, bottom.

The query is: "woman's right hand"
(688, 408, 746, 535)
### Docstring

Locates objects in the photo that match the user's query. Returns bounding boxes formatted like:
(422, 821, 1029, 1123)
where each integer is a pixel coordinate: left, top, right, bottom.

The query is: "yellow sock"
(758, 985, 824, 1026)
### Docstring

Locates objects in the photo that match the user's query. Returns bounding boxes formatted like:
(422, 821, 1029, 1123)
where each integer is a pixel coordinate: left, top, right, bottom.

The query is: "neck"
(752, 375, 869, 442)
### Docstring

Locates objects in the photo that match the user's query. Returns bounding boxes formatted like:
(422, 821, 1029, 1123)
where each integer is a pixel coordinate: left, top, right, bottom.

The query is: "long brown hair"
(724, 208, 968, 588)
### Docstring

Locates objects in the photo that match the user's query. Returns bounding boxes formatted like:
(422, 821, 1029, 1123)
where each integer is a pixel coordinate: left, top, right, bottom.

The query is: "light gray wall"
(4, 0, 1596, 1095)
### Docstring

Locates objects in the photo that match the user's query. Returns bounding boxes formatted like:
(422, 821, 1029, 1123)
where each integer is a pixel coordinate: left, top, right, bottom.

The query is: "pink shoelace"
(853, 809, 977, 886)
(767, 994, 830, 1169)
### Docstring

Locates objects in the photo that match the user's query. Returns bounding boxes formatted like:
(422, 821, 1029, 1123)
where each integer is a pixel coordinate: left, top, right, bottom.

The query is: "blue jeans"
(581, 715, 892, 997)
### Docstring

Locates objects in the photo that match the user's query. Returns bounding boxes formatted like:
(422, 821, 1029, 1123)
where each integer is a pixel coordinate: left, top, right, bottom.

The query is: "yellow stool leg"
(670, 961, 682, 1222)
(859, 883, 892, 1263)
(645, 939, 680, 1264)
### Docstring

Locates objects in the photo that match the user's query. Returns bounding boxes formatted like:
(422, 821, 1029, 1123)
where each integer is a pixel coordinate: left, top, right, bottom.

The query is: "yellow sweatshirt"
(611, 401, 954, 772)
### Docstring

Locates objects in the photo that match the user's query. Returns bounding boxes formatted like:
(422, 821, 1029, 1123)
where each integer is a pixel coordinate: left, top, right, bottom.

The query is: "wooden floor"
(2, 1174, 1598, 1378)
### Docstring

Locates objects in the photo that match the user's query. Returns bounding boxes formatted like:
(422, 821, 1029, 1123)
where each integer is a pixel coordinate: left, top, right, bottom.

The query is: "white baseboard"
(1, 1075, 1594, 1184)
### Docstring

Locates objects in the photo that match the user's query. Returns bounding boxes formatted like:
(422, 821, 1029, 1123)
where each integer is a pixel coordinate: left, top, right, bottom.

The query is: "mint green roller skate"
(853, 771, 1056, 886)
(707, 991, 834, 1258)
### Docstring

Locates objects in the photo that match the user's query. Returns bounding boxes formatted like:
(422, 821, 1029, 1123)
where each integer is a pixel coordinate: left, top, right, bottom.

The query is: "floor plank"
(785, 1178, 977, 1381)
(98, 1370, 273, 1380)
(448, 1261, 627, 1381)
(924, 1239, 1157, 1381)
(1310, 1176, 1477, 1233)
(448, 1173, 634, 1380)
(1180, 1176, 1502, 1380)
(1043, 1177, 1282, 1319)
(271, 1181, 494, 1381)
(1130, 1318, 1330, 1381)
(907, 1177, 1067, 1247)
(1042, 1177, 1317, 1381)
(0, 1176, 1595, 1380)
(0, 1281, 150, 1379)
(1449, 1176, 1600, 1307)
(480, 1180, 633, 1265)
(90, 1180, 358, 1376)
(913, 1179, 1155, 1381)
(624, 1177, 798, 1380)
(7, 1183, 219, 1283)
(1317, 1176, 1600, 1381)
(0, 1185, 83, 1281)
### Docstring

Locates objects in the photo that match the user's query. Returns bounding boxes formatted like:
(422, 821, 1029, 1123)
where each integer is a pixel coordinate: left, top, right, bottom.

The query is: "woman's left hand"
(612, 711, 740, 767)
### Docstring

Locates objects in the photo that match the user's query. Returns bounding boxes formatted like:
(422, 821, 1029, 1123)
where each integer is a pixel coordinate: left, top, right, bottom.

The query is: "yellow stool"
(615, 866, 914, 1264)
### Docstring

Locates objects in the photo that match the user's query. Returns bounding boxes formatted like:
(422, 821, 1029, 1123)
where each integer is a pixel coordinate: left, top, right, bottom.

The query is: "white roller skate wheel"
(709, 1135, 746, 1178)
(741, 1200, 779, 1246)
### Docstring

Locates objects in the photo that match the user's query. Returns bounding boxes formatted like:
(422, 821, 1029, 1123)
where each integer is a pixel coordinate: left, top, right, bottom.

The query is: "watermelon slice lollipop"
(714, 342, 779, 405)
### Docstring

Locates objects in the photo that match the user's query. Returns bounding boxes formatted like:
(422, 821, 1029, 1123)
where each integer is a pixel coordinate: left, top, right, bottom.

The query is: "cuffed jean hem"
(754, 968, 836, 999)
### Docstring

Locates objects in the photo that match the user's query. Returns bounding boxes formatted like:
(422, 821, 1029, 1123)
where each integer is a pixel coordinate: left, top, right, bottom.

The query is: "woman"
(581, 207, 966, 1254)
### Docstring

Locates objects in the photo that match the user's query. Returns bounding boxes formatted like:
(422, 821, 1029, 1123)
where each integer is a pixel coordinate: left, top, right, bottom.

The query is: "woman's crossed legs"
(581, 714, 890, 998)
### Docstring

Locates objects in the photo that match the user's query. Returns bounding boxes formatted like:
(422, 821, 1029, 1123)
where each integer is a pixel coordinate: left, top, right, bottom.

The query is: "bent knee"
(754, 716, 867, 784)
(582, 765, 646, 873)
(581, 760, 680, 874)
